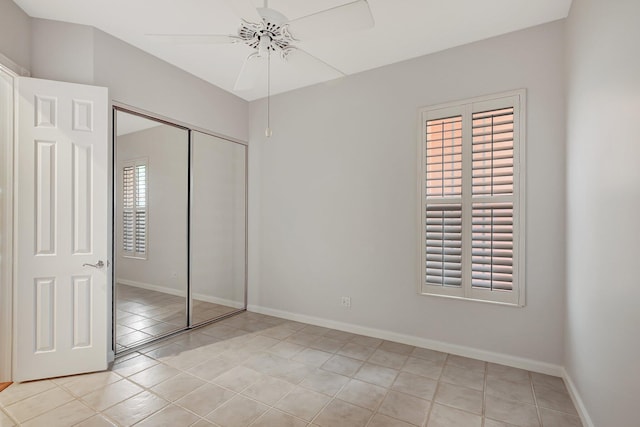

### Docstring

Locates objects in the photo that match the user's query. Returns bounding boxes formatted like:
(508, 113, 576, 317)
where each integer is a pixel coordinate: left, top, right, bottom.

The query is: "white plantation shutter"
(419, 91, 525, 305)
(122, 159, 147, 258)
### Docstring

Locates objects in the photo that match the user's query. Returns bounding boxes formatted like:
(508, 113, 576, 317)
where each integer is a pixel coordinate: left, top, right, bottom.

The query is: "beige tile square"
(301, 325, 331, 336)
(128, 363, 180, 388)
(242, 376, 294, 405)
(150, 373, 206, 402)
(391, 372, 437, 400)
(310, 337, 345, 353)
(338, 343, 376, 361)
(426, 403, 481, 427)
(5, 386, 74, 423)
(410, 348, 447, 364)
(102, 391, 168, 427)
(134, 404, 200, 427)
(207, 395, 268, 426)
(445, 355, 486, 373)
(252, 409, 307, 427)
(54, 371, 121, 397)
(348, 335, 382, 348)
(175, 383, 235, 417)
(81, 379, 144, 411)
(187, 357, 238, 381)
(321, 355, 363, 377)
(485, 395, 540, 427)
(440, 365, 484, 391)
(534, 383, 578, 415)
(324, 330, 357, 342)
(300, 369, 350, 396)
(0, 380, 57, 408)
(539, 408, 583, 427)
(487, 363, 531, 384)
(368, 349, 408, 369)
(354, 363, 398, 387)
(162, 349, 213, 371)
(378, 391, 431, 426)
(0, 410, 15, 427)
(269, 342, 306, 358)
(259, 325, 296, 340)
(313, 399, 372, 427)
(292, 348, 333, 367)
(211, 366, 264, 392)
(275, 386, 330, 421)
(286, 332, 320, 347)
(367, 413, 415, 427)
(401, 357, 443, 380)
(483, 419, 519, 427)
(21, 400, 95, 427)
(531, 373, 567, 393)
(433, 382, 483, 414)
(110, 354, 158, 377)
(379, 341, 415, 356)
(73, 414, 117, 427)
(486, 376, 534, 404)
(337, 379, 387, 410)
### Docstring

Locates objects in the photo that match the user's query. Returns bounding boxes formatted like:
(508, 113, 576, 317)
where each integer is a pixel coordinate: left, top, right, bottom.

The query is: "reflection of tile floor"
(0, 311, 582, 426)
(116, 284, 239, 352)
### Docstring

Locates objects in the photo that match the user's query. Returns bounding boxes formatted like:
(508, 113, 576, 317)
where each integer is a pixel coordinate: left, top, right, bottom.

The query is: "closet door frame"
(111, 103, 248, 355)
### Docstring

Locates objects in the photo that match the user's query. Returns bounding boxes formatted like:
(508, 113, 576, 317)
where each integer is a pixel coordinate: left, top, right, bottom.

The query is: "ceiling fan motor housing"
(238, 7, 294, 58)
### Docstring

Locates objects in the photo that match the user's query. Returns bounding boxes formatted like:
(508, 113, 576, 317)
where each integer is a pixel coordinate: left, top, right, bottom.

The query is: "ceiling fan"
(149, 0, 375, 91)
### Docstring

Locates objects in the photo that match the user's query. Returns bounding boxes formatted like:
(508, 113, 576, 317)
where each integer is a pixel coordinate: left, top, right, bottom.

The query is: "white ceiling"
(13, 0, 572, 101)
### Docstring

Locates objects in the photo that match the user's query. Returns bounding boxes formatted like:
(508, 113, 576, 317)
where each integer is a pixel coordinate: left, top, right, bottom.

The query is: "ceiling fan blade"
(147, 34, 240, 44)
(286, 0, 374, 40)
(285, 47, 346, 79)
(234, 53, 265, 91)
(223, 0, 263, 23)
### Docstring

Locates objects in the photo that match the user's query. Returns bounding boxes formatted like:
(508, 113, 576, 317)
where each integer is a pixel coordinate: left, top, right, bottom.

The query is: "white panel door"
(14, 77, 108, 382)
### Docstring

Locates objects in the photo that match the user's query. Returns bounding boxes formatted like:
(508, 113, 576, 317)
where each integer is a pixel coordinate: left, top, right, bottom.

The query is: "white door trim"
(0, 63, 17, 382)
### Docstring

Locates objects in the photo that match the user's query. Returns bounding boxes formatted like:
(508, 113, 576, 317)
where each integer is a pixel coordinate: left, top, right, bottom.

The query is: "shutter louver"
(425, 204, 462, 287)
(122, 161, 147, 257)
(471, 202, 513, 291)
(472, 108, 514, 196)
(425, 116, 463, 197)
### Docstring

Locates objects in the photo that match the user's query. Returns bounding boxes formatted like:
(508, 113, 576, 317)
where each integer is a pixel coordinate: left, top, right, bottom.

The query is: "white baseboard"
(117, 279, 186, 298)
(247, 304, 564, 377)
(192, 293, 245, 309)
(562, 368, 595, 427)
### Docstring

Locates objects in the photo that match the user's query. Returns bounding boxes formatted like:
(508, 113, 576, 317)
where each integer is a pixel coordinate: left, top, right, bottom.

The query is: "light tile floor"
(116, 284, 239, 351)
(0, 312, 582, 426)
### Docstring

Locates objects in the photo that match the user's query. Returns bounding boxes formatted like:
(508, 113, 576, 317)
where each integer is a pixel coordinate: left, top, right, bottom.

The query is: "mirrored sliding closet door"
(113, 108, 247, 353)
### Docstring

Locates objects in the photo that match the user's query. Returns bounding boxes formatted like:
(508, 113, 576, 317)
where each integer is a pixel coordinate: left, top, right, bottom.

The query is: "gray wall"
(249, 20, 567, 366)
(0, 0, 30, 72)
(565, 0, 640, 425)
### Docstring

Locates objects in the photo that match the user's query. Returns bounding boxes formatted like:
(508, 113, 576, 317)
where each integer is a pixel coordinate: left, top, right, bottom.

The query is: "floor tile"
(486, 376, 534, 404)
(533, 383, 578, 415)
(321, 355, 363, 377)
(241, 376, 294, 405)
(487, 363, 530, 383)
(410, 348, 447, 364)
(379, 341, 415, 356)
(275, 386, 331, 421)
(110, 354, 158, 377)
(175, 383, 235, 417)
(286, 332, 320, 347)
(377, 391, 431, 426)
(128, 363, 180, 388)
(426, 403, 482, 427)
(251, 409, 307, 427)
(485, 394, 540, 427)
(433, 382, 483, 415)
(350, 335, 383, 348)
(21, 400, 95, 427)
(54, 371, 121, 397)
(150, 372, 206, 402)
(187, 357, 238, 381)
(301, 325, 331, 336)
(367, 413, 415, 427)
(0, 410, 14, 427)
(338, 342, 376, 361)
(292, 348, 333, 367)
(401, 357, 443, 380)
(368, 349, 408, 369)
(313, 399, 372, 427)
(323, 330, 356, 342)
(354, 363, 398, 387)
(206, 395, 268, 426)
(268, 341, 306, 359)
(0, 381, 57, 408)
(211, 366, 264, 392)
(445, 355, 486, 373)
(134, 404, 200, 427)
(539, 407, 583, 427)
(299, 369, 350, 396)
(73, 414, 117, 427)
(81, 379, 143, 411)
(310, 337, 345, 353)
(102, 391, 168, 427)
(530, 373, 567, 394)
(336, 379, 387, 410)
(5, 386, 74, 423)
(440, 365, 484, 391)
(391, 372, 437, 401)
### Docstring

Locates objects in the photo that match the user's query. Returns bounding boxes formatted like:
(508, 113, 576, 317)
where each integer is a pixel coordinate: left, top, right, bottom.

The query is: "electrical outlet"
(341, 296, 351, 308)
